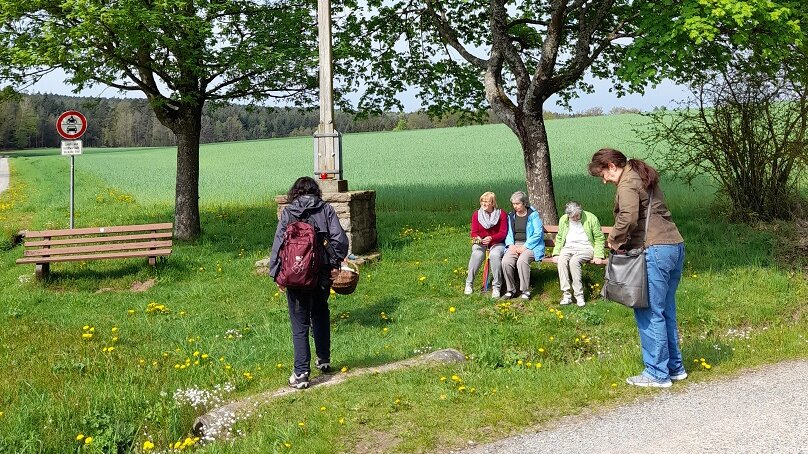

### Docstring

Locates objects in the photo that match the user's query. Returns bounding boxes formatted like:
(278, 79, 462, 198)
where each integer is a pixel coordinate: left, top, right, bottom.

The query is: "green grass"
(0, 115, 806, 453)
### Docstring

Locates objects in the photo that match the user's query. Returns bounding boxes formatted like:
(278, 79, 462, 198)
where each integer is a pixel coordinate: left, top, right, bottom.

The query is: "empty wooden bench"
(541, 225, 613, 265)
(16, 223, 173, 280)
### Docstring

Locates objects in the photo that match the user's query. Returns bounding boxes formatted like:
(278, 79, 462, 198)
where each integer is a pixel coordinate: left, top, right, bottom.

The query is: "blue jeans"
(633, 243, 686, 381)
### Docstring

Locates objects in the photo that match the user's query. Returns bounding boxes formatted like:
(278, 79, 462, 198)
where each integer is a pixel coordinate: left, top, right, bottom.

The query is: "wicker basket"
(331, 262, 360, 295)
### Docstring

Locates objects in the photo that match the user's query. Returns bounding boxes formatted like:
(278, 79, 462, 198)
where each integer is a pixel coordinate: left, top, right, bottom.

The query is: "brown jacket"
(610, 165, 684, 250)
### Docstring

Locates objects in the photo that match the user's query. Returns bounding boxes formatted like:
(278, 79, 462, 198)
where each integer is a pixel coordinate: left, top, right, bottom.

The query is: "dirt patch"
(130, 278, 156, 292)
(352, 429, 402, 454)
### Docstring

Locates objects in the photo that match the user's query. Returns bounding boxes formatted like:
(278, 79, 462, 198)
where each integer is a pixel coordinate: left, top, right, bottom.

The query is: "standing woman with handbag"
(270, 176, 349, 389)
(588, 148, 687, 388)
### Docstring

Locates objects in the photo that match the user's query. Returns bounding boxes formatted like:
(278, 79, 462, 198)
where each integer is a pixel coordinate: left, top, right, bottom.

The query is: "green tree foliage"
(0, 0, 319, 239)
(341, 0, 806, 222)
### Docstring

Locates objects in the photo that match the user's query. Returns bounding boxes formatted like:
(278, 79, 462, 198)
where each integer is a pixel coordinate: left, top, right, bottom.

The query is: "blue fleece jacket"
(505, 207, 545, 258)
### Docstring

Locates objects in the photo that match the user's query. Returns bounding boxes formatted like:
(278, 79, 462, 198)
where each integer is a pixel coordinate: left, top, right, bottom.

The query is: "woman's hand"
(509, 245, 525, 255)
(592, 257, 607, 265)
(278, 284, 286, 292)
(481, 236, 492, 246)
(551, 256, 559, 263)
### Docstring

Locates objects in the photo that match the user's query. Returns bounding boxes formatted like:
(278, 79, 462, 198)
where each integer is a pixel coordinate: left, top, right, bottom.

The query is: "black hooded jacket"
(269, 194, 349, 282)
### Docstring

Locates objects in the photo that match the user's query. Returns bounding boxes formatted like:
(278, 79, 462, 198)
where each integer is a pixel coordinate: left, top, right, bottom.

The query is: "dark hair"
(588, 148, 659, 189)
(287, 176, 322, 201)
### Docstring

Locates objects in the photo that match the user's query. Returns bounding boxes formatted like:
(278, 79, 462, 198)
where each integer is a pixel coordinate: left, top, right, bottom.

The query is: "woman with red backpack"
(270, 176, 348, 389)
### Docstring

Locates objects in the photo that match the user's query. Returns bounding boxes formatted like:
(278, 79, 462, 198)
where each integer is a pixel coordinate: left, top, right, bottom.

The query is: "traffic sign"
(61, 140, 83, 155)
(56, 111, 87, 140)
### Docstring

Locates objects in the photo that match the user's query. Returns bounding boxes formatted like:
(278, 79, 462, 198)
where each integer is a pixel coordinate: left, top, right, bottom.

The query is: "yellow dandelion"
(76, 433, 84, 441)
(517, 360, 523, 365)
(536, 363, 542, 368)
(538, 348, 545, 353)
(320, 406, 327, 411)
(440, 376, 446, 382)
(338, 417, 345, 424)
(440, 394, 447, 400)
(84, 437, 93, 445)
(298, 421, 305, 427)
(111, 327, 118, 333)
(127, 309, 135, 315)
(451, 374, 461, 382)
(201, 353, 209, 359)
(143, 440, 155, 451)
(341, 366, 349, 373)
(611, 383, 617, 388)
(449, 306, 456, 313)
(419, 276, 426, 282)
(284, 442, 292, 448)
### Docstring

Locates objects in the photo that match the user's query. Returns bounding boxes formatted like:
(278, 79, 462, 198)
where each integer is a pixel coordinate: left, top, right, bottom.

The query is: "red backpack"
(276, 219, 322, 289)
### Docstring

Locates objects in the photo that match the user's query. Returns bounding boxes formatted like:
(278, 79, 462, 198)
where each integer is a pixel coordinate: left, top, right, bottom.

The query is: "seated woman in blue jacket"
(501, 191, 545, 299)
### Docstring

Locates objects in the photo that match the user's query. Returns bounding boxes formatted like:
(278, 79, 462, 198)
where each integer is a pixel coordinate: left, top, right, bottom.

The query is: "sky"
(25, 69, 689, 114)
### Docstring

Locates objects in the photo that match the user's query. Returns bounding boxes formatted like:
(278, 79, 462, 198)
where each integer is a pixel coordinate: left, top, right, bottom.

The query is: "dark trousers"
(286, 285, 331, 375)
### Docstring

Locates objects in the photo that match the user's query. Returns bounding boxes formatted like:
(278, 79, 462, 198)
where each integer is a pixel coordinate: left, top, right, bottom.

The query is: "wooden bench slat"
(16, 249, 173, 264)
(25, 232, 173, 247)
(23, 240, 174, 257)
(24, 223, 174, 238)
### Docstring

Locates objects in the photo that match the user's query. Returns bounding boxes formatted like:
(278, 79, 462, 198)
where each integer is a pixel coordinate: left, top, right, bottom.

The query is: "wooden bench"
(540, 225, 612, 265)
(16, 223, 173, 280)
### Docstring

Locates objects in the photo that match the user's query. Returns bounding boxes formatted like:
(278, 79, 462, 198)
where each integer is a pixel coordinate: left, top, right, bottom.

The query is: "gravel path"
(460, 360, 808, 454)
(0, 156, 8, 194)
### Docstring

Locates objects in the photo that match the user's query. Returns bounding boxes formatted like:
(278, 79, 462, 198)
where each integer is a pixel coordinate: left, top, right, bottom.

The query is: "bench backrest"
(20, 223, 173, 262)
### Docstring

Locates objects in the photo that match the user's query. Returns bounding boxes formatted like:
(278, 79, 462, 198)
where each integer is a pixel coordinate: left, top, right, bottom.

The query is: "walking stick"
(481, 246, 490, 292)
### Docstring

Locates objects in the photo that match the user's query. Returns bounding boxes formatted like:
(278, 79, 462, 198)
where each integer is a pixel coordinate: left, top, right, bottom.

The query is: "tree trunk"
(173, 110, 203, 240)
(514, 114, 559, 225)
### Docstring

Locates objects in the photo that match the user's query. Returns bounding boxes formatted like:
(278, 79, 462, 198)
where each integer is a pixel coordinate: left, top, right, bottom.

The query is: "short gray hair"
(565, 201, 583, 218)
(510, 191, 529, 206)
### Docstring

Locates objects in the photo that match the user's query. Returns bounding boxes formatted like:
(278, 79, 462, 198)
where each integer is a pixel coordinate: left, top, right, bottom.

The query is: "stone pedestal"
(275, 190, 377, 255)
(316, 179, 348, 193)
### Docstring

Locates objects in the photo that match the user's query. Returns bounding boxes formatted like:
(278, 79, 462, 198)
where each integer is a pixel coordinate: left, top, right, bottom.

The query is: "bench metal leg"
(35, 263, 49, 281)
(148, 257, 156, 266)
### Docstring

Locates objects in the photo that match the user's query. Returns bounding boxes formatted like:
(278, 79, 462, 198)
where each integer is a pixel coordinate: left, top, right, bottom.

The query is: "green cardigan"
(551, 211, 606, 259)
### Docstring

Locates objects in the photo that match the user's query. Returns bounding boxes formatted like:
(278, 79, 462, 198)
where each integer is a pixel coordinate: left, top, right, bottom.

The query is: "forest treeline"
(0, 94, 639, 150)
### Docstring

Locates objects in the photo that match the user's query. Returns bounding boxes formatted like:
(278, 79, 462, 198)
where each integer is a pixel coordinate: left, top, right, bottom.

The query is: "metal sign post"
(56, 111, 87, 229)
(70, 155, 75, 228)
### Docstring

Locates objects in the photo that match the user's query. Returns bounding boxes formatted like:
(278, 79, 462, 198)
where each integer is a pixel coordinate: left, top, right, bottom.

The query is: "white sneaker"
(491, 288, 501, 298)
(575, 294, 586, 307)
(560, 294, 572, 305)
(464, 284, 473, 295)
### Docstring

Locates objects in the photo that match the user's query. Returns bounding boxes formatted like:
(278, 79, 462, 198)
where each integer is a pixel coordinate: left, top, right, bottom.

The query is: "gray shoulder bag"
(601, 190, 652, 309)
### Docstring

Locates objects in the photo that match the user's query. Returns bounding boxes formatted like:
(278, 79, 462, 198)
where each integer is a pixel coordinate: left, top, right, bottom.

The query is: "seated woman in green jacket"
(550, 201, 607, 306)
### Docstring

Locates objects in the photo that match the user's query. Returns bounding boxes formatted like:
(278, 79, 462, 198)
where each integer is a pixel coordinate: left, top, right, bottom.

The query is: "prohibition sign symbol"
(57, 111, 88, 140)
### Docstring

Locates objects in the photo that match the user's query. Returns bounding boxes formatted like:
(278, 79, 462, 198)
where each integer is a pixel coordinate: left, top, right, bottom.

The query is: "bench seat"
(16, 223, 173, 280)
